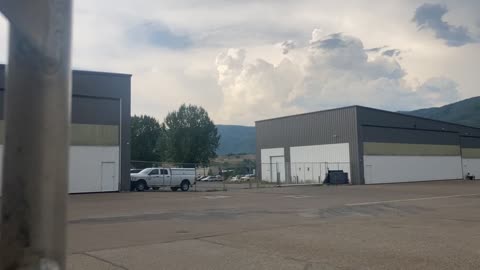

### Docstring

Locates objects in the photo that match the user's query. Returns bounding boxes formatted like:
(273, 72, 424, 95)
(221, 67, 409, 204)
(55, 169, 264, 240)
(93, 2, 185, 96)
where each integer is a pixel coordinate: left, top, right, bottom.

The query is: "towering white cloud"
(215, 48, 303, 123)
(215, 30, 460, 124)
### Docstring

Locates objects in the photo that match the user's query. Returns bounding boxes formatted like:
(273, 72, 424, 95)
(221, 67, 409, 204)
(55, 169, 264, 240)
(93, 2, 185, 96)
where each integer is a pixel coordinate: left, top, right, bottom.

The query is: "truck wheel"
(171, 187, 179, 192)
(136, 180, 147, 192)
(180, 180, 190, 192)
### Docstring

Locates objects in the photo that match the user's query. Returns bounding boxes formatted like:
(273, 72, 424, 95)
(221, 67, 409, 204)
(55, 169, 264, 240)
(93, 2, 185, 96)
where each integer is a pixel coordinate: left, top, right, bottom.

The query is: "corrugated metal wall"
(460, 136, 480, 148)
(0, 65, 132, 192)
(256, 105, 480, 185)
(255, 107, 361, 184)
(357, 106, 480, 183)
(356, 106, 480, 139)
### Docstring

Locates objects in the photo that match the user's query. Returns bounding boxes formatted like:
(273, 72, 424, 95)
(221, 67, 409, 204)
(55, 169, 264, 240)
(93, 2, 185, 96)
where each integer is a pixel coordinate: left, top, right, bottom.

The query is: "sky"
(0, 0, 479, 126)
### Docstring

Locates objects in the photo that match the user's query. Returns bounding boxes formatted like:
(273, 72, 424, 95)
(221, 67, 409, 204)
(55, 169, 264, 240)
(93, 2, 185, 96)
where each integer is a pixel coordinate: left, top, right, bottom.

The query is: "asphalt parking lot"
(67, 180, 480, 269)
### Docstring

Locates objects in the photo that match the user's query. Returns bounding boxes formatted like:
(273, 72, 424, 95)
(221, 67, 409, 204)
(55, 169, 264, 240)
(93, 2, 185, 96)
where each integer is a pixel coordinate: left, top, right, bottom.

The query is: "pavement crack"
(81, 252, 129, 270)
(197, 238, 229, 247)
(198, 235, 317, 267)
(74, 222, 319, 254)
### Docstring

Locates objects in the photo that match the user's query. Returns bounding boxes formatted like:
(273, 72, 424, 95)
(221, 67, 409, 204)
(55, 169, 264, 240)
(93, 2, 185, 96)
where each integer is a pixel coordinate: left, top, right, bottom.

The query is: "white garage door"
(261, 148, 285, 182)
(0, 145, 120, 194)
(463, 159, 480, 179)
(363, 142, 463, 184)
(69, 146, 120, 193)
(290, 143, 350, 183)
(364, 155, 463, 184)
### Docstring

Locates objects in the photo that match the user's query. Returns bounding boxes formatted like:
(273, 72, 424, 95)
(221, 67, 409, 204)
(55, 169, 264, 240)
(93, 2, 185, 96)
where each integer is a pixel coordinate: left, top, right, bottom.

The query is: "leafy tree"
(242, 158, 256, 168)
(131, 115, 164, 161)
(242, 159, 256, 173)
(163, 104, 220, 165)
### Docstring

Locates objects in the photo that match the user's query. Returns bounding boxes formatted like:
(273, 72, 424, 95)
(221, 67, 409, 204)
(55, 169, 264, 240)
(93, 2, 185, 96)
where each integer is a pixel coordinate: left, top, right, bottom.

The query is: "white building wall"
(364, 155, 463, 184)
(290, 143, 350, 183)
(462, 159, 480, 179)
(0, 146, 119, 195)
(260, 148, 284, 182)
(69, 146, 120, 193)
(270, 156, 286, 182)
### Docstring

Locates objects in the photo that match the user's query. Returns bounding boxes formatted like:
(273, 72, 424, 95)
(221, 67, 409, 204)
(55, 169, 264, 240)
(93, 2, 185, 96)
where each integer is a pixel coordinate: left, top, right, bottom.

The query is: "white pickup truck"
(130, 167, 196, 192)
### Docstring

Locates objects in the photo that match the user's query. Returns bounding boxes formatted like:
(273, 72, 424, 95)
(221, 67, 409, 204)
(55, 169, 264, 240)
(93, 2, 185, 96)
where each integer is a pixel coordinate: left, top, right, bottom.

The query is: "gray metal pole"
(0, 0, 72, 269)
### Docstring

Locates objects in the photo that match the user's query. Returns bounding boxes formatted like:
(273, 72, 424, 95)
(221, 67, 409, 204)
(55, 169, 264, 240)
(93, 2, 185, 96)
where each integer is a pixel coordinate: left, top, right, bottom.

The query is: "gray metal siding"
(0, 66, 4, 91)
(256, 107, 361, 184)
(362, 126, 460, 145)
(72, 96, 120, 125)
(357, 106, 480, 148)
(356, 106, 480, 137)
(257, 105, 480, 185)
(0, 92, 121, 126)
(460, 136, 480, 148)
(72, 71, 131, 99)
(355, 107, 365, 184)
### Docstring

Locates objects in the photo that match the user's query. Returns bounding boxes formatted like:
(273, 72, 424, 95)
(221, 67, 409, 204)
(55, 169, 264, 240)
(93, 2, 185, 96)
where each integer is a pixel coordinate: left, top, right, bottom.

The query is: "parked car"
(201, 176, 217, 182)
(215, 175, 224, 181)
(130, 168, 142, 173)
(130, 167, 196, 192)
(198, 176, 208, 181)
(241, 174, 255, 181)
(230, 175, 242, 182)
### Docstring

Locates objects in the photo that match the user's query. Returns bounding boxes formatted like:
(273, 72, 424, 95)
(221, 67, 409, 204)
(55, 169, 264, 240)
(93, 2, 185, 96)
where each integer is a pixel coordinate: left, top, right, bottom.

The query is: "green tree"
(163, 104, 220, 165)
(131, 115, 164, 161)
(242, 159, 256, 174)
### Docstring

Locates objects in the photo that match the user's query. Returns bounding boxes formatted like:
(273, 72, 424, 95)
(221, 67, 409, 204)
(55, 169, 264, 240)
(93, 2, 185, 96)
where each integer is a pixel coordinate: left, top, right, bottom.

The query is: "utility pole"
(0, 0, 72, 269)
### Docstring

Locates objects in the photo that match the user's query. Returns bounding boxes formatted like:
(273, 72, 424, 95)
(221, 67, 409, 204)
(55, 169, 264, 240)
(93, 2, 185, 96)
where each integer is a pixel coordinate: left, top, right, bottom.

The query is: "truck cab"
(130, 167, 195, 192)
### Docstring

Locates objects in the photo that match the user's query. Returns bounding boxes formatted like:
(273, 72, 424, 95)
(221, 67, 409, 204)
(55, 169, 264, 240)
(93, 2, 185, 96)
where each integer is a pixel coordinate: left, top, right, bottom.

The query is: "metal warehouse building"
(0, 64, 131, 193)
(256, 106, 480, 185)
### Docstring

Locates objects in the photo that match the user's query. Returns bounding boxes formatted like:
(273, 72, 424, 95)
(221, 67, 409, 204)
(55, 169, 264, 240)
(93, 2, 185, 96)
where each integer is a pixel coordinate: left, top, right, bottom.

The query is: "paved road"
(67, 180, 480, 269)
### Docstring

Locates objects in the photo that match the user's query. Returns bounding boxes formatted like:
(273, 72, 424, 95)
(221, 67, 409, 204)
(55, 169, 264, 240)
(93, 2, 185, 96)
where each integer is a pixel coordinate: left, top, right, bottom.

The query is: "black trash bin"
(323, 170, 349, 185)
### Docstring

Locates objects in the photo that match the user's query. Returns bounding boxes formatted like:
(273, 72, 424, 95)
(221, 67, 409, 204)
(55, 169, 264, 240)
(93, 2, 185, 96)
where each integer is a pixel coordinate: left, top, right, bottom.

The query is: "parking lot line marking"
(204, 195, 231, 199)
(284, 195, 312, 199)
(345, 193, 480, 206)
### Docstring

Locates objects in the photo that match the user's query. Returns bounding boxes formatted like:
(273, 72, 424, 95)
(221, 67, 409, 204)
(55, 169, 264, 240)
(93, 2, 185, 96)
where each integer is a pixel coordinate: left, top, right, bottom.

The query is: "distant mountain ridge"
(216, 96, 480, 155)
(403, 96, 480, 128)
(216, 125, 256, 155)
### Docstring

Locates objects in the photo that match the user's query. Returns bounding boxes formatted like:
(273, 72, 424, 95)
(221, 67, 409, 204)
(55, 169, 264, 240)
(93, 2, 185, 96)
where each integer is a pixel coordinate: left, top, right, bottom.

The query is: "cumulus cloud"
(215, 31, 460, 124)
(13, 0, 473, 126)
(364, 46, 388, 53)
(416, 77, 460, 105)
(382, 49, 401, 57)
(215, 48, 303, 123)
(278, 40, 296, 54)
(413, 3, 478, 47)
